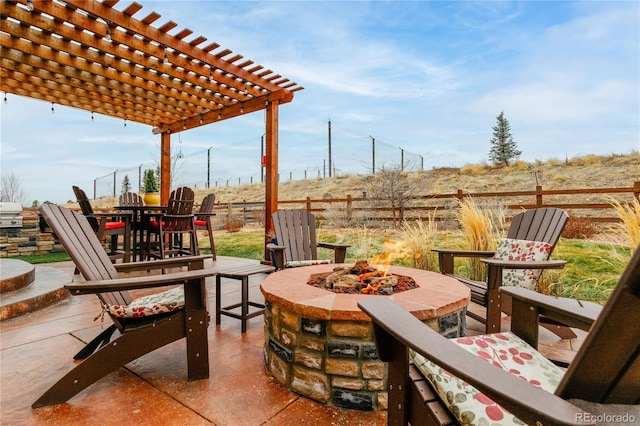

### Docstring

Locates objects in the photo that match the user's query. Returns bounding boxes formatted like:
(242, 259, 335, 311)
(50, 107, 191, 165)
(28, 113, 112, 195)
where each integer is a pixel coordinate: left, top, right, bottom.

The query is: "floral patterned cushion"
(284, 259, 332, 268)
(104, 286, 185, 318)
(410, 332, 565, 425)
(493, 238, 552, 289)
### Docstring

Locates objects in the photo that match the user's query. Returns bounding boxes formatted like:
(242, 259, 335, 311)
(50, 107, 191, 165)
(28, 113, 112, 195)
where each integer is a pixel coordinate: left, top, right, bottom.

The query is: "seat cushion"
(410, 331, 565, 425)
(284, 259, 332, 268)
(103, 221, 126, 230)
(493, 238, 552, 289)
(194, 219, 208, 227)
(104, 287, 184, 318)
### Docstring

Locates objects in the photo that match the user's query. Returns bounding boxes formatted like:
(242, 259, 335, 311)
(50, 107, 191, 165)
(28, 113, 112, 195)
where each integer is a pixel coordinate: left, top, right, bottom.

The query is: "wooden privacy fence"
(209, 182, 640, 228)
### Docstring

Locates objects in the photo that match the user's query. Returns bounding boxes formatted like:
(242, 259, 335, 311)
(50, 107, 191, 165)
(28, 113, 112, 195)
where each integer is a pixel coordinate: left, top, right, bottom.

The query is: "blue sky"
(1, 0, 638, 205)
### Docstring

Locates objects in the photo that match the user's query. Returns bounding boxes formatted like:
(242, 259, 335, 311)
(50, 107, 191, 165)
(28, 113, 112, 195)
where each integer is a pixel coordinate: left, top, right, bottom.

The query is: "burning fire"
(360, 240, 411, 294)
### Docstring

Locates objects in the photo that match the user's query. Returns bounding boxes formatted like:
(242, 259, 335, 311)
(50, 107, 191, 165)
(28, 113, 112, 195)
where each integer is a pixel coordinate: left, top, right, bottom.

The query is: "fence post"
(536, 185, 543, 207)
(306, 197, 311, 212)
(346, 194, 352, 221)
(634, 181, 640, 202)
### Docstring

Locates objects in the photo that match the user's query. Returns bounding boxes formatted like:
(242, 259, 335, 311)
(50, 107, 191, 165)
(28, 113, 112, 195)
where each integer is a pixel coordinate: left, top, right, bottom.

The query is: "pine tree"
(488, 111, 521, 166)
(121, 174, 132, 194)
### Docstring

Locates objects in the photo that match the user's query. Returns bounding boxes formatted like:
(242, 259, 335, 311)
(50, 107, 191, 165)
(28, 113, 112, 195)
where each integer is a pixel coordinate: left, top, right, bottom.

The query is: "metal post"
(113, 170, 117, 197)
(207, 146, 212, 189)
(399, 147, 404, 171)
(328, 120, 332, 178)
(370, 136, 375, 174)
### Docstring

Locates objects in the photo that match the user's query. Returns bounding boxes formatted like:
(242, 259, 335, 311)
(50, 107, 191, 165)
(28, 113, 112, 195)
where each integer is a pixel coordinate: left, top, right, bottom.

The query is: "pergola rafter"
(0, 0, 302, 247)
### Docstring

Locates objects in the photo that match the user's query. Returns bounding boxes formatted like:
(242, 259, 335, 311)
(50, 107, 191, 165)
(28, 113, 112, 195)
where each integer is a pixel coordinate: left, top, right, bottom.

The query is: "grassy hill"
(199, 152, 639, 204)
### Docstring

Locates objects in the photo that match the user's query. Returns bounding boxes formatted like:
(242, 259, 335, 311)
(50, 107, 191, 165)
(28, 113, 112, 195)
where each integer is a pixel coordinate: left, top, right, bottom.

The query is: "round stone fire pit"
(260, 264, 470, 411)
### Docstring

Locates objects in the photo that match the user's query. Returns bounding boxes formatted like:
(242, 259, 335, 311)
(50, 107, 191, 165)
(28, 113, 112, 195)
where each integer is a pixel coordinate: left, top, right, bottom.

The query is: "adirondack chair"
(72, 185, 130, 262)
(358, 245, 640, 426)
(433, 207, 569, 333)
(147, 186, 199, 259)
(35, 204, 216, 408)
(194, 193, 217, 260)
(267, 209, 350, 270)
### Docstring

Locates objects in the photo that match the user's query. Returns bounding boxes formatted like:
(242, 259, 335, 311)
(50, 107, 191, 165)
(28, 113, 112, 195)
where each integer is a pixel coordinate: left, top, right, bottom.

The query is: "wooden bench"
(215, 264, 275, 332)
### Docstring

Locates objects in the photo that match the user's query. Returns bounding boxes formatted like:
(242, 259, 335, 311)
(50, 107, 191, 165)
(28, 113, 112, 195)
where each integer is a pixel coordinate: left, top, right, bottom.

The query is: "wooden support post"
(160, 132, 171, 205)
(264, 100, 279, 260)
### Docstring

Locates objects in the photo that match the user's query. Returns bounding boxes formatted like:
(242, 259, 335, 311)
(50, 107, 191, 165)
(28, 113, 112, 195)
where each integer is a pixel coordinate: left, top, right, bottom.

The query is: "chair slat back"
(196, 193, 216, 221)
(118, 192, 143, 207)
(272, 209, 318, 262)
(507, 207, 568, 251)
(164, 186, 195, 231)
(40, 204, 131, 306)
(556, 246, 640, 404)
(72, 185, 100, 231)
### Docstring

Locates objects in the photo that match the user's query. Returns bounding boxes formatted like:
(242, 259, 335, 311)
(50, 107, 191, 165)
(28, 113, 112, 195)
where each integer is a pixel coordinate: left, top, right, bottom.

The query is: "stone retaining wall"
(0, 208, 63, 258)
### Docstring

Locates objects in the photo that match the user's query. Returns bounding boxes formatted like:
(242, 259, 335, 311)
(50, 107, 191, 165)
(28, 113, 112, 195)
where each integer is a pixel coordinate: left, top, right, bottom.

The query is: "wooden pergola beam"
(1, 0, 302, 246)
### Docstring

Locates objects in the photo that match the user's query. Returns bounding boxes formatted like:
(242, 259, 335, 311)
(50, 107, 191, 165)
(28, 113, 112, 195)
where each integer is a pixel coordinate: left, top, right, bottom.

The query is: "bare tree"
(1, 172, 27, 205)
(363, 165, 420, 228)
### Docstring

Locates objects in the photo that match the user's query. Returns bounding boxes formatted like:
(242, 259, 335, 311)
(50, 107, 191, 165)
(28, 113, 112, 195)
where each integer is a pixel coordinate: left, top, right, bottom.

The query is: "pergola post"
(264, 100, 279, 259)
(160, 132, 171, 205)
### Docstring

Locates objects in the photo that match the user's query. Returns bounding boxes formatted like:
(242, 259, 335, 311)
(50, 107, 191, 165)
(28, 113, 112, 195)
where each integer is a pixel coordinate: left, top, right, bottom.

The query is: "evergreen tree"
(488, 111, 521, 166)
(121, 174, 132, 194)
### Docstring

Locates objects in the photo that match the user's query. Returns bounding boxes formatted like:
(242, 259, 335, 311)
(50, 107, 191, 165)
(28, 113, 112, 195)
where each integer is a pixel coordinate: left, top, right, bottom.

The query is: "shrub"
(562, 216, 596, 240)
(223, 217, 243, 233)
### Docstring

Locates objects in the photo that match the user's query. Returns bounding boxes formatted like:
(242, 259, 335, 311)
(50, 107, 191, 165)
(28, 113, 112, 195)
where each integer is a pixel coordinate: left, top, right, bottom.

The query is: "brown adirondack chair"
(72, 185, 131, 262)
(35, 204, 216, 408)
(267, 209, 350, 270)
(358, 245, 640, 426)
(147, 186, 199, 259)
(433, 207, 569, 333)
(194, 193, 217, 260)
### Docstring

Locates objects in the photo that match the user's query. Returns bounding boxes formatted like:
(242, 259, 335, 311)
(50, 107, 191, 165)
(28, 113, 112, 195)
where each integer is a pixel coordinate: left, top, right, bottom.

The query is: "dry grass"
(454, 198, 506, 280)
(608, 197, 640, 252)
(399, 214, 439, 271)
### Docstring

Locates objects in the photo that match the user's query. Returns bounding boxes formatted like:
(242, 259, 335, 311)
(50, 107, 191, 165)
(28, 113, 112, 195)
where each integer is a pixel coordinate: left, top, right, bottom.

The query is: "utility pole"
(399, 147, 404, 171)
(328, 120, 332, 178)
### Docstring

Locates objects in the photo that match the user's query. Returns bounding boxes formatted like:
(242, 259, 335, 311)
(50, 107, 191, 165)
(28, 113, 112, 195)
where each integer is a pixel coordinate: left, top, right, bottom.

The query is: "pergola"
(0, 0, 302, 236)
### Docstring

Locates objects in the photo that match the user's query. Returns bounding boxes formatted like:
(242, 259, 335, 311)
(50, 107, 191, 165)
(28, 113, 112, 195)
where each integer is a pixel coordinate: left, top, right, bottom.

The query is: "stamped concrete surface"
(0, 257, 581, 425)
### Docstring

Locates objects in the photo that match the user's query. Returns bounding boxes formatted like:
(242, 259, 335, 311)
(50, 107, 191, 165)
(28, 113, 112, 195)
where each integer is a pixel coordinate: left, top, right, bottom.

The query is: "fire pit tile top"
(260, 264, 470, 322)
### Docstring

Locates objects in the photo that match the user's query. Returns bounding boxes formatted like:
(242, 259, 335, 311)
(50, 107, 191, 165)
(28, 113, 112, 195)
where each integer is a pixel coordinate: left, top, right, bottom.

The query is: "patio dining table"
(113, 205, 166, 261)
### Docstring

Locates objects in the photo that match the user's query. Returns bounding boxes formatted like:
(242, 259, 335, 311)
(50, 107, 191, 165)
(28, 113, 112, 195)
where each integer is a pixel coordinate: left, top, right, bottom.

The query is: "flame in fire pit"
(359, 240, 412, 294)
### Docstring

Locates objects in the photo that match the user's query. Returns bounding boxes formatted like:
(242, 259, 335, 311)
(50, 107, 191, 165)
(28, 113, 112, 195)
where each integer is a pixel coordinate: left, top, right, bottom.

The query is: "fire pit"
(307, 259, 418, 295)
(260, 263, 470, 411)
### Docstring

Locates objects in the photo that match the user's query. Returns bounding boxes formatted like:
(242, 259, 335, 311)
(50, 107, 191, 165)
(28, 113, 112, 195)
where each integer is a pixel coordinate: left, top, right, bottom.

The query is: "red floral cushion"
(104, 287, 184, 318)
(411, 332, 564, 425)
(194, 219, 207, 227)
(493, 238, 552, 289)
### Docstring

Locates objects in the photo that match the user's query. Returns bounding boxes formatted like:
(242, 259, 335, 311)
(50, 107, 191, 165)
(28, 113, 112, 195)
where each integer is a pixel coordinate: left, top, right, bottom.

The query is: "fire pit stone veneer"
(260, 264, 470, 411)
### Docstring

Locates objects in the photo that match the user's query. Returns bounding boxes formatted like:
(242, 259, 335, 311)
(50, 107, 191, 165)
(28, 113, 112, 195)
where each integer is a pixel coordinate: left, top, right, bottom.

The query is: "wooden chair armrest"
(266, 243, 286, 270)
(317, 242, 350, 264)
(433, 248, 495, 274)
(482, 258, 567, 269)
(501, 286, 602, 332)
(114, 255, 211, 273)
(432, 248, 496, 257)
(358, 298, 593, 426)
(65, 269, 217, 295)
(195, 212, 217, 217)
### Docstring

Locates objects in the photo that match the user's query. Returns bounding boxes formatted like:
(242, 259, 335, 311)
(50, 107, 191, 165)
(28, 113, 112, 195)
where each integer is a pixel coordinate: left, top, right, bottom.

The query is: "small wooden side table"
(216, 263, 275, 332)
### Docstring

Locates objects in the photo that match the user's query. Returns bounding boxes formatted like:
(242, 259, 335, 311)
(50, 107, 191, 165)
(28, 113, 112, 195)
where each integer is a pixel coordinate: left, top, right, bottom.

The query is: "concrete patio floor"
(0, 257, 584, 425)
